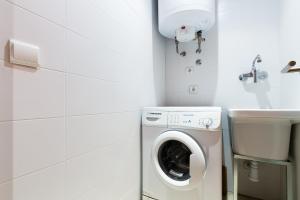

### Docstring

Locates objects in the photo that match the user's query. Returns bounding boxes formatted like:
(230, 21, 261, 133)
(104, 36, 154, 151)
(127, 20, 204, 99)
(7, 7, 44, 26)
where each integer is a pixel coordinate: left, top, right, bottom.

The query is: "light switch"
(9, 39, 40, 68)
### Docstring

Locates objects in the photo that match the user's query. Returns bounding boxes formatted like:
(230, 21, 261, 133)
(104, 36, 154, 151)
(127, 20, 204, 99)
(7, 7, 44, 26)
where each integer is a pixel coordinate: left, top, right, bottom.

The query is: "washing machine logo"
(149, 112, 162, 115)
(182, 114, 194, 117)
(146, 112, 163, 122)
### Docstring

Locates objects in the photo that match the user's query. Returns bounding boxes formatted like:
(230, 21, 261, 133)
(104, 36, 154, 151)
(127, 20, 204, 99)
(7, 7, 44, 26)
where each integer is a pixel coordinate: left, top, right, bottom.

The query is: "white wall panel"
(0, 0, 66, 71)
(0, 0, 165, 200)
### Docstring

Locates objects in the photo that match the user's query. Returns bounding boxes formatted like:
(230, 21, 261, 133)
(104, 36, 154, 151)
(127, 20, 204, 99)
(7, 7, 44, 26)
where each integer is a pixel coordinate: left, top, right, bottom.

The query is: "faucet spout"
(252, 55, 262, 69)
(252, 55, 261, 83)
(239, 55, 262, 83)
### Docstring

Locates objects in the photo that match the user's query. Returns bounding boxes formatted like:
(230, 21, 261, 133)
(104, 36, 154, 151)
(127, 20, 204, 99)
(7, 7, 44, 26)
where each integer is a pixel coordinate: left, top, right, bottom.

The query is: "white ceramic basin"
(229, 109, 300, 160)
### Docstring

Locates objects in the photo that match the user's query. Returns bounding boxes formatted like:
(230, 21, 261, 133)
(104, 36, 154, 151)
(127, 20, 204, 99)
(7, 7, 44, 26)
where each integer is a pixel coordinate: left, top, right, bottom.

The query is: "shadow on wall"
(1, 37, 38, 200)
(165, 22, 219, 106)
(1, 44, 13, 200)
(0, 2, 13, 196)
(242, 80, 272, 108)
(151, 0, 166, 106)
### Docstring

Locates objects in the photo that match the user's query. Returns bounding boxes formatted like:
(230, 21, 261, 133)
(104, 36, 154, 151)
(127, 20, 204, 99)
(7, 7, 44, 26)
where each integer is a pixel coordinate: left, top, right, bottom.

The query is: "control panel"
(167, 112, 221, 129)
(142, 107, 221, 130)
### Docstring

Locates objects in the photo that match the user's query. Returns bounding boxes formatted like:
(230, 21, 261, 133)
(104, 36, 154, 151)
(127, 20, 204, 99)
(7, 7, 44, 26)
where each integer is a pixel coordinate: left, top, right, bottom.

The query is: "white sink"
(228, 109, 300, 160)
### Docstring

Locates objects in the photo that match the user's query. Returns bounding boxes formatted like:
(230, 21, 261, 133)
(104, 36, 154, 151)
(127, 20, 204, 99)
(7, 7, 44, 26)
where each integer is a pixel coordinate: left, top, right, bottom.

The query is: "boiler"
(158, 0, 215, 56)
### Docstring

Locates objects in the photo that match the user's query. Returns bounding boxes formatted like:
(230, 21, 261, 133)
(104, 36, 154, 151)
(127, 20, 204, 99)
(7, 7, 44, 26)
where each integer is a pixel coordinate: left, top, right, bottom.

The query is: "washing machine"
(142, 107, 222, 200)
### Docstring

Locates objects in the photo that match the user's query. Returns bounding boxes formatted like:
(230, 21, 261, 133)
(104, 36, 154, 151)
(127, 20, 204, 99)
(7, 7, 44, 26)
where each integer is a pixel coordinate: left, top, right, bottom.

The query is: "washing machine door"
(152, 130, 206, 190)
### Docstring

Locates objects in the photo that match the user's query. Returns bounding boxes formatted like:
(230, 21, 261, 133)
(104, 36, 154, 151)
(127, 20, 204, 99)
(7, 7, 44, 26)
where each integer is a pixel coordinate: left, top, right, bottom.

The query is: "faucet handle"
(239, 74, 247, 81)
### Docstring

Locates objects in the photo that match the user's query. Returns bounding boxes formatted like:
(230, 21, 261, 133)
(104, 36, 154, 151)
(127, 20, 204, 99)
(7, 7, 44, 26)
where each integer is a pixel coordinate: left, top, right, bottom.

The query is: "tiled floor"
(225, 192, 259, 200)
(143, 193, 258, 200)
(238, 196, 259, 200)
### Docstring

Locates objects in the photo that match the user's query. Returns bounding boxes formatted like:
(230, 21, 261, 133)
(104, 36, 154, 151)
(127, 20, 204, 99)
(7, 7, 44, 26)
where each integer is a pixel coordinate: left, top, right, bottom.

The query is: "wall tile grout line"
(0, 58, 66, 74)
(0, 58, 131, 83)
(0, 115, 66, 123)
(0, 109, 141, 123)
(4, 0, 148, 52)
(0, 136, 133, 186)
(65, 137, 131, 162)
(0, 160, 66, 185)
(4, 0, 84, 37)
(67, 110, 141, 118)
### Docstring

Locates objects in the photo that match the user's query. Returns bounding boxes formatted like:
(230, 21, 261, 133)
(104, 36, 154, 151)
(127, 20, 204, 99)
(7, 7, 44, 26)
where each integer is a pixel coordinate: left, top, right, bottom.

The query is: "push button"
(203, 118, 213, 128)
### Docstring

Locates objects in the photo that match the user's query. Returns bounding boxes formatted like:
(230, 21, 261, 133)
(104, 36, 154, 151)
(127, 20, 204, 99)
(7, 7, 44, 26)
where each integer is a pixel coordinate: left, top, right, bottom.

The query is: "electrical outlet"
(185, 66, 194, 75)
(188, 85, 199, 95)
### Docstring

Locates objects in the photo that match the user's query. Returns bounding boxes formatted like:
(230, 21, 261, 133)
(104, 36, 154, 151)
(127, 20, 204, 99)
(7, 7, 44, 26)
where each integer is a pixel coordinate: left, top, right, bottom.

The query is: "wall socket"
(185, 66, 194, 75)
(188, 85, 199, 95)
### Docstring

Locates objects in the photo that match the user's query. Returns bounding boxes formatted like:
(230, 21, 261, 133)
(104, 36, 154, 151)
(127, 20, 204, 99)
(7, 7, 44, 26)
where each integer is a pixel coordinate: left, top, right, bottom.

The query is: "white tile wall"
(0, 182, 12, 200)
(66, 74, 118, 116)
(0, 0, 66, 71)
(0, 118, 65, 182)
(12, 118, 65, 177)
(0, 121, 12, 184)
(0, 164, 65, 200)
(0, 61, 65, 121)
(12, 67, 65, 120)
(66, 31, 124, 81)
(66, 139, 140, 200)
(6, 0, 66, 25)
(0, 0, 165, 200)
(14, 164, 65, 200)
(67, 112, 140, 158)
(0, 61, 13, 121)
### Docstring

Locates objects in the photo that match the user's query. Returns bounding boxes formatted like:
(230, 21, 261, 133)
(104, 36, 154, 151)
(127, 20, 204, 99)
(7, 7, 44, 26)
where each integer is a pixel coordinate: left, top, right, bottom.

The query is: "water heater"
(158, 0, 215, 56)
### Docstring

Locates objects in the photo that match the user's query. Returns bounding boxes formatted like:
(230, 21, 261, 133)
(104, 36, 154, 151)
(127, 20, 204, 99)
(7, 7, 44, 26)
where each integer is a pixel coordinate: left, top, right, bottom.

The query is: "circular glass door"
(152, 131, 206, 190)
(158, 140, 191, 181)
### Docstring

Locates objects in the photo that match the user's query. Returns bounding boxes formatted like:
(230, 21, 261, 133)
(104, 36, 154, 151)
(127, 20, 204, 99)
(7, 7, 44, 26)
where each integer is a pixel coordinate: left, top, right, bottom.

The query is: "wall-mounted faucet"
(239, 55, 268, 83)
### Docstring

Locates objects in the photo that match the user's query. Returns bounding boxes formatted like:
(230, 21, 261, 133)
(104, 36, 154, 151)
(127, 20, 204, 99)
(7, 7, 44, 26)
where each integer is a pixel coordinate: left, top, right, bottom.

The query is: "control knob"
(203, 118, 213, 128)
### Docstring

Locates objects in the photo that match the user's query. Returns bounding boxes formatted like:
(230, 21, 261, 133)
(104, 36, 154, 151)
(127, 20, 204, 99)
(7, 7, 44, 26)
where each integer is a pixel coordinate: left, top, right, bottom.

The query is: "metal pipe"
(175, 37, 186, 57)
(248, 161, 259, 182)
(196, 31, 205, 54)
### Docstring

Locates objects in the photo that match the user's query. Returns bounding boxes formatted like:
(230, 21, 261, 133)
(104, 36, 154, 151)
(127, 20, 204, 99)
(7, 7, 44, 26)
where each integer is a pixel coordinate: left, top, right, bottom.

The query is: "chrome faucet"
(239, 55, 266, 83)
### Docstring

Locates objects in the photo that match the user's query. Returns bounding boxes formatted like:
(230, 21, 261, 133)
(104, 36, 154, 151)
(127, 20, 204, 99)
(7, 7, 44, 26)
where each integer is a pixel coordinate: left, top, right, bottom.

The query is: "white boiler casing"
(158, 0, 215, 41)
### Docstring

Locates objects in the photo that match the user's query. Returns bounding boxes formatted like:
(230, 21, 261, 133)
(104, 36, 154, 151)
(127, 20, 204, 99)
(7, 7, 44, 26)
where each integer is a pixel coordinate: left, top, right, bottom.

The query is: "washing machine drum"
(152, 131, 206, 190)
